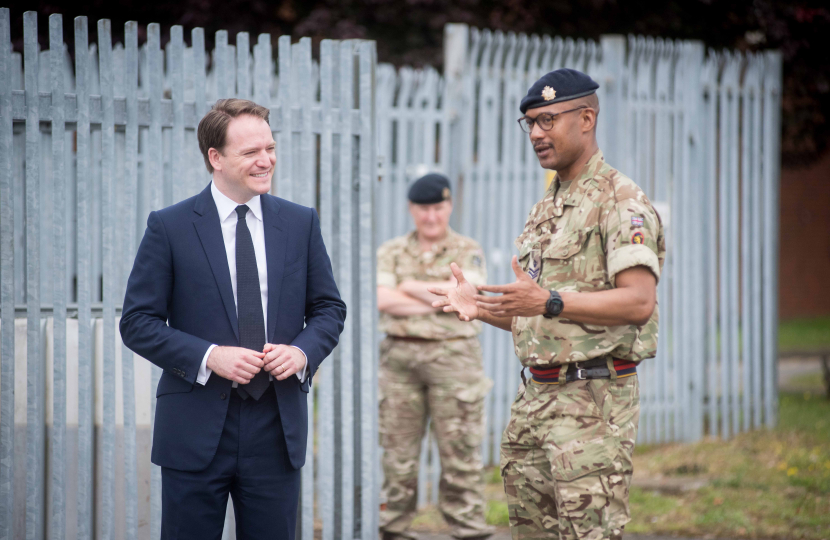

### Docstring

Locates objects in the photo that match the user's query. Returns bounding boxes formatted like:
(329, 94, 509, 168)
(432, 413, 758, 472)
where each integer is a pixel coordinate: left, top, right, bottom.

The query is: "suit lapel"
(262, 195, 288, 343)
(192, 185, 240, 342)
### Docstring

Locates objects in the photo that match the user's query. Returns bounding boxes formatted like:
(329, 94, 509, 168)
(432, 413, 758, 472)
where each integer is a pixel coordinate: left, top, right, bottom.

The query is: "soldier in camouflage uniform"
(430, 69, 665, 540)
(377, 173, 494, 540)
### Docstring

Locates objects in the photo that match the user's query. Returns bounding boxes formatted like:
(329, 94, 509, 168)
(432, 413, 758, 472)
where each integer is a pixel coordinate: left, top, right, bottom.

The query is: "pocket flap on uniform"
(456, 377, 494, 403)
(551, 437, 614, 482)
(543, 230, 585, 260)
(517, 241, 533, 263)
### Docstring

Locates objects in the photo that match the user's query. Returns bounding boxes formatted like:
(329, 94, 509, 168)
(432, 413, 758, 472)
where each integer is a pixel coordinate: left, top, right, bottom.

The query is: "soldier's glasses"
(517, 106, 590, 133)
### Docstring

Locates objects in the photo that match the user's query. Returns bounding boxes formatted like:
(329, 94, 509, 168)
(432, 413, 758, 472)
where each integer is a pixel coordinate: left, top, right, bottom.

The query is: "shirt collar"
(406, 227, 455, 257)
(211, 181, 263, 223)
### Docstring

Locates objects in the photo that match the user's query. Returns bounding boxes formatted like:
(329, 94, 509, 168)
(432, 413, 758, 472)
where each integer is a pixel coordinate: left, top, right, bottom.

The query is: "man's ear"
(581, 109, 597, 134)
(208, 148, 223, 172)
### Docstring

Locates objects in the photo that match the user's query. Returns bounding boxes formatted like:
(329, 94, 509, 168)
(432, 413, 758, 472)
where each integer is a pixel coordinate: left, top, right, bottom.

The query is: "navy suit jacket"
(120, 184, 346, 471)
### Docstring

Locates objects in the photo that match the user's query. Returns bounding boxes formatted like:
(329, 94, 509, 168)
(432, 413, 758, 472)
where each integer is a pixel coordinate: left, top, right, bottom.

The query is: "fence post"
(122, 19, 140, 540)
(443, 23, 468, 227)
(597, 35, 625, 191)
(762, 51, 782, 428)
(682, 41, 706, 442)
(358, 39, 379, 540)
(146, 22, 164, 539)
(317, 39, 336, 540)
(48, 13, 67, 540)
(0, 8, 15, 540)
(23, 11, 46, 540)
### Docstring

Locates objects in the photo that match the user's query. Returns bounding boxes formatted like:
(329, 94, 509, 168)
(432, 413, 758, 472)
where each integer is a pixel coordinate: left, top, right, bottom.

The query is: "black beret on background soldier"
(430, 69, 666, 540)
(376, 174, 494, 540)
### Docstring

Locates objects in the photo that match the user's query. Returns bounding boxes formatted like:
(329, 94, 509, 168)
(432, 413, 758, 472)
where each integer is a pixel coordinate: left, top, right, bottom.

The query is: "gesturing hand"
(427, 263, 480, 322)
(206, 346, 265, 385)
(474, 256, 549, 317)
(263, 344, 307, 381)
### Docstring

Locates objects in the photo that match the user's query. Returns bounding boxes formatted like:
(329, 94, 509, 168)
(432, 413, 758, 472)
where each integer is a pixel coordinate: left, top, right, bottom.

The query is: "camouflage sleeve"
(376, 242, 397, 289)
(458, 243, 487, 286)
(602, 195, 662, 287)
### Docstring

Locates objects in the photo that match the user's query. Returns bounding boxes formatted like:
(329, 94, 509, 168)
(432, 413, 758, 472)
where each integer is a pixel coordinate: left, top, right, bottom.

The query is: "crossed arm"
(428, 257, 657, 330)
(377, 278, 456, 316)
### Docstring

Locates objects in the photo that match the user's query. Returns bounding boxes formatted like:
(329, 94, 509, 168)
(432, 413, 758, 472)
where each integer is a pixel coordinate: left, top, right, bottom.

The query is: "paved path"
(779, 355, 826, 392)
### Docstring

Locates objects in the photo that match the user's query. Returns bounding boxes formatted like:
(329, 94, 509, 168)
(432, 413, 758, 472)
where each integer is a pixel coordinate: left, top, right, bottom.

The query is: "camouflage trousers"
(500, 373, 640, 540)
(379, 336, 495, 539)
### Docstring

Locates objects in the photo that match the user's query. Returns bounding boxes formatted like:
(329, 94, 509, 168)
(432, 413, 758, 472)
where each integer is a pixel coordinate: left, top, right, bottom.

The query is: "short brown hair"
(197, 98, 271, 173)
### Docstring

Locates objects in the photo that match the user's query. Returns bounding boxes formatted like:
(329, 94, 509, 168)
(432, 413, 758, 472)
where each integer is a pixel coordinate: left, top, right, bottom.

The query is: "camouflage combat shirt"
(513, 150, 666, 367)
(378, 229, 487, 340)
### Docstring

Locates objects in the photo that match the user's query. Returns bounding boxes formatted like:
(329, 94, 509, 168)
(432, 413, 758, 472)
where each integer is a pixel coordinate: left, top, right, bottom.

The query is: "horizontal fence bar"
(2, 93, 365, 132)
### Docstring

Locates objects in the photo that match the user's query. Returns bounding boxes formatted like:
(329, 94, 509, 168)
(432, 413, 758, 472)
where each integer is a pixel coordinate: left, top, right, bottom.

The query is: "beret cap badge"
(519, 68, 599, 114)
(408, 172, 452, 205)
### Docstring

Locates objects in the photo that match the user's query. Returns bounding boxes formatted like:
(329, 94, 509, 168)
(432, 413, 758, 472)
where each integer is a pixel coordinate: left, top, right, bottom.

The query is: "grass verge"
(779, 316, 830, 353)
(627, 391, 830, 539)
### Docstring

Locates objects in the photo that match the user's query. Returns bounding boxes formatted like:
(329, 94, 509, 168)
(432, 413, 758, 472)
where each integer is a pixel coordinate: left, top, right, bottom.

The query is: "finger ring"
(281, 365, 285, 373)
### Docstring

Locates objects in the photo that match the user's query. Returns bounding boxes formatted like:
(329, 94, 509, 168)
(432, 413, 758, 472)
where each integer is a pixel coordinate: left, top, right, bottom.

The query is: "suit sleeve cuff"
(197, 345, 217, 386)
(291, 346, 309, 382)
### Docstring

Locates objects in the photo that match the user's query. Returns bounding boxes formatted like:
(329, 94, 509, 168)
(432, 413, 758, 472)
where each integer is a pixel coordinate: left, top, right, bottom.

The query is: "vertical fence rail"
(337, 39, 356, 540)
(48, 13, 67, 540)
(762, 51, 782, 428)
(73, 15, 95, 540)
(122, 20, 140, 540)
(0, 8, 14, 540)
(145, 22, 164, 540)
(97, 19, 117, 540)
(23, 12, 45, 540)
(317, 39, 336, 540)
(358, 40, 379, 540)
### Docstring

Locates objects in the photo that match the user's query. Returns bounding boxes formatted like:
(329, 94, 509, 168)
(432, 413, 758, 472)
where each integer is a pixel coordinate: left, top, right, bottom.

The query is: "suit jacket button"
(220, 393, 227, 400)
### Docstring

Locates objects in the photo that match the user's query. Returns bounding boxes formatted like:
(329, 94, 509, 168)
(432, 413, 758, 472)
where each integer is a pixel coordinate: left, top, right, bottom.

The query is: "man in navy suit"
(120, 98, 346, 539)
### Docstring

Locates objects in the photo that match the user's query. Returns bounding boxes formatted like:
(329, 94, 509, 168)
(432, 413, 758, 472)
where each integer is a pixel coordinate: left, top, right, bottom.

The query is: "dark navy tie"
(234, 204, 269, 400)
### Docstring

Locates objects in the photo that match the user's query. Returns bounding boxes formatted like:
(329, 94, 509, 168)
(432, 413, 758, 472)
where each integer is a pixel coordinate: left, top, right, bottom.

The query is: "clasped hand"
(428, 255, 549, 320)
(207, 344, 306, 384)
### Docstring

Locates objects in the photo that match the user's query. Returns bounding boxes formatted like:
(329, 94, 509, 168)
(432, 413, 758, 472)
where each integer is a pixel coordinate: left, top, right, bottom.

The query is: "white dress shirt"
(197, 182, 307, 386)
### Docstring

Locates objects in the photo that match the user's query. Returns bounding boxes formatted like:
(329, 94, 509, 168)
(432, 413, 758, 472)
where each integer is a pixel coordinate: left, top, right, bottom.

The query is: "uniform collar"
(211, 181, 263, 223)
(548, 149, 606, 214)
(406, 228, 456, 257)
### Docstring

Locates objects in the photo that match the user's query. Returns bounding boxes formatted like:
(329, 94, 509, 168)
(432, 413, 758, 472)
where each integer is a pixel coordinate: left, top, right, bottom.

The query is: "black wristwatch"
(543, 290, 564, 319)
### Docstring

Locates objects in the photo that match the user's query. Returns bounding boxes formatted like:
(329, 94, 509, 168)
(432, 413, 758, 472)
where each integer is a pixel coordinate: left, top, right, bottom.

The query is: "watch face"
(547, 291, 563, 316)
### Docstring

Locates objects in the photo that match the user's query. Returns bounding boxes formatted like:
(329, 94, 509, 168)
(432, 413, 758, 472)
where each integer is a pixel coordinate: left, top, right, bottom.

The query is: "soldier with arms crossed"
(377, 174, 494, 540)
(430, 69, 665, 540)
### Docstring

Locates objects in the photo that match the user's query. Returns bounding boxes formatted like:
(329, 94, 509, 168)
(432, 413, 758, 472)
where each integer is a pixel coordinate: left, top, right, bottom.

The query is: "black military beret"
(408, 173, 451, 204)
(519, 68, 599, 114)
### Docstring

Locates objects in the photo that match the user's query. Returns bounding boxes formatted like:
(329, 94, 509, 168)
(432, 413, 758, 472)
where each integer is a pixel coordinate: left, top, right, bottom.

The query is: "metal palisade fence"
(0, 9, 378, 540)
(374, 23, 782, 501)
